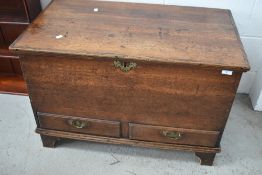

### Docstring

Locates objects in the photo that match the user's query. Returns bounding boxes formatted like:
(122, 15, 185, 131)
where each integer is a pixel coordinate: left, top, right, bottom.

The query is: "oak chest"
(10, 0, 250, 166)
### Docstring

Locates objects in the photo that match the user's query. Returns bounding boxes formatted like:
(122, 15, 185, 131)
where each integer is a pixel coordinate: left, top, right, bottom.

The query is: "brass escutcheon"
(161, 131, 183, 140)
(68, 119, 89, 129)
(113, 60, 137, 72)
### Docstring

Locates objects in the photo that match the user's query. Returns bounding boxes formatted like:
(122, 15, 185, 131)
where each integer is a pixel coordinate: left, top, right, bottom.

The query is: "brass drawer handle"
(162, 131, 183, 140)
(114, 60, 137, 72)
(68, 119, 89, 129)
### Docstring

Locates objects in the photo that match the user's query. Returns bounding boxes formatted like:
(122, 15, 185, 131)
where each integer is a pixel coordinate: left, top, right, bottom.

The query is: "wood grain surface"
(21, 55, 241, 132)
(10, 0, 250, 165)
(11, 0, 249, 71)
(36, 128, 221, 153)
(38, 112, 121, 137)
(129, 123, 219, 147)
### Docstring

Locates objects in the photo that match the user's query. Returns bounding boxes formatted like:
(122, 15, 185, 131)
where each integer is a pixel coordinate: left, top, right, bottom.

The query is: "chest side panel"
(21, 55, 241, 131)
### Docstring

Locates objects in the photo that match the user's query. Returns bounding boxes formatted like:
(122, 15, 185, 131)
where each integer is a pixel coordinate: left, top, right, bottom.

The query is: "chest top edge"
(9, 0, 250, 72)
(12, 50, 249, 72)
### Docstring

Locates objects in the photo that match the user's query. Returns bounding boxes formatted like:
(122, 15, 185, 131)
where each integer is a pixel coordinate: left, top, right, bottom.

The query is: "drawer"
(38, 113, 121, 138)
(129, 123, 219, 147)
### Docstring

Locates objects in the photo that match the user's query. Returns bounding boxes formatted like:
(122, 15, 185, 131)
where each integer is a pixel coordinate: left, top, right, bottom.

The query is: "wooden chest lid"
(10, 0, 250, 71)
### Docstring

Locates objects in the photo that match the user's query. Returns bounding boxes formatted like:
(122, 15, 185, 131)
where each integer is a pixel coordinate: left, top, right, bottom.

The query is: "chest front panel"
(21, 55, 241, 131)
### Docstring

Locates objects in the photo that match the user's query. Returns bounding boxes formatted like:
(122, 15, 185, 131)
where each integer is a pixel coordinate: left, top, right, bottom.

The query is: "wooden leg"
(40, 135, 59, 148)
(195, 152, 216, 166)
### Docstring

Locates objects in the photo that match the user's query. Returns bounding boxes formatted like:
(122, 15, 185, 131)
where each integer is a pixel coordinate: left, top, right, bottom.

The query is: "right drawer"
(38, 112, 121, 138)
(129, 123, 219, 147)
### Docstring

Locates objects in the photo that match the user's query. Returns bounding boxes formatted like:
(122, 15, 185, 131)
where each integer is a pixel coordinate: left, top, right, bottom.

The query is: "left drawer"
(38, 112, 121, 137)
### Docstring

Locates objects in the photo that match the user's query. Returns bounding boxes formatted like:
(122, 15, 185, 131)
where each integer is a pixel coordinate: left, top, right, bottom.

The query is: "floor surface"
(0, 94, 262, 175)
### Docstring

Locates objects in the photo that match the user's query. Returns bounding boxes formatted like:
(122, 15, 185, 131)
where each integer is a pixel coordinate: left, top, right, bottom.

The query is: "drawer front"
(21, 56, 241, 131)
(129, 123, 219, 147)
(38, 113, 121, 137)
